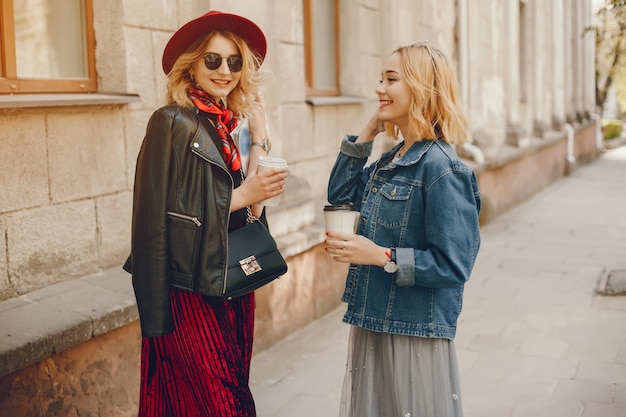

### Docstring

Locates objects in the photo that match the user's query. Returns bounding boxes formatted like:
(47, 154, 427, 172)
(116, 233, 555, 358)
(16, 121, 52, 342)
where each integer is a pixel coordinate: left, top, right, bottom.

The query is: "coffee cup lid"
(257, 156, 287, 166)
(324, 204, 357, 211)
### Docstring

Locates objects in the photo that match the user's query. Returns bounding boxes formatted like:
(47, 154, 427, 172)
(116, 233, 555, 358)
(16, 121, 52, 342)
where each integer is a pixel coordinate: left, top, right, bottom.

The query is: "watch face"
(384, 261, 398, 273)
(258, 138, 270, 153)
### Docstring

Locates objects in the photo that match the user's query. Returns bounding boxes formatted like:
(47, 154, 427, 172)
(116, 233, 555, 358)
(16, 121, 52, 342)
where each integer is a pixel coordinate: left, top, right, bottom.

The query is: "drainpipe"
(457, 0, 485, 164)
(564, 123, 576, 166)
(590, 113, 605, 152)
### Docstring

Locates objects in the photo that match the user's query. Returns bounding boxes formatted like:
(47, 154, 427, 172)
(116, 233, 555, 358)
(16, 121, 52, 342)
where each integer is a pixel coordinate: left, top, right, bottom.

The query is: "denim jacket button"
(372, 187, 378, 193)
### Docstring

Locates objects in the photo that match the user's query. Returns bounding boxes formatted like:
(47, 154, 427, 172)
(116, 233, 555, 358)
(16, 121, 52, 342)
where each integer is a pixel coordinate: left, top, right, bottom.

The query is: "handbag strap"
(239, 169, 259, 224)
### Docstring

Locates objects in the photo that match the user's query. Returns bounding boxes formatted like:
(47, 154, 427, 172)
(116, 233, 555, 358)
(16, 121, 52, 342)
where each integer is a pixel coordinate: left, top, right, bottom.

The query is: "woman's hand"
(230, 167, 288, 212)
(324, 231, 389, 267)
(355, 110, 383, 143)
(248, 93, 268, 142)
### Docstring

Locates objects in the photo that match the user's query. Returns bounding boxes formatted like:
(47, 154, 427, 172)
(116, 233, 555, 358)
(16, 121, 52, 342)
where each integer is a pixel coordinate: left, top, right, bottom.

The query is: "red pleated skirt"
(138, 288, 256, 417)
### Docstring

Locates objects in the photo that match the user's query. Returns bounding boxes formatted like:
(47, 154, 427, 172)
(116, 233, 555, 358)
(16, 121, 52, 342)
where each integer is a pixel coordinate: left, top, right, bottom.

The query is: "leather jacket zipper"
(166, 211, 201, 227)
(190, 146, 234, 297)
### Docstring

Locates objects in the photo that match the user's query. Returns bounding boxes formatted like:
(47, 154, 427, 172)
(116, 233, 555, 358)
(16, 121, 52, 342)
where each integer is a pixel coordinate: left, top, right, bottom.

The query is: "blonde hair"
(166, 31, 265, 118)
(383, 43, 470, 145)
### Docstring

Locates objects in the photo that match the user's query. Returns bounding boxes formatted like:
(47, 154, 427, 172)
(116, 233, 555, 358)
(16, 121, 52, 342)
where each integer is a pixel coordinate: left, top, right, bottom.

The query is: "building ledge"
(0, 93, 140, 109)
(465, 132, 567, 174)
(0, 267, 138, 377)
(305, 96, 367, 106)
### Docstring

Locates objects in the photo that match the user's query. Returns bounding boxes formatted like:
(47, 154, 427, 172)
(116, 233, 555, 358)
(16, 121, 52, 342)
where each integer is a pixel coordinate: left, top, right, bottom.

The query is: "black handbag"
(224, 215, 287, 300)
(221, 167, 287, 300)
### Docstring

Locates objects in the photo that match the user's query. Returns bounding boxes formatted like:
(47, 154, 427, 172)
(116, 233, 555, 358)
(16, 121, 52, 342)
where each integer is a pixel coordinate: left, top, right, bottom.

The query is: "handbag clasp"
(239, 256, 262, 276)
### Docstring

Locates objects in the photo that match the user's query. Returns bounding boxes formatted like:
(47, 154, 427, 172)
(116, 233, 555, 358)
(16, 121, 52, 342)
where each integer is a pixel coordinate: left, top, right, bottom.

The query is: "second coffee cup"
(323, 204, 360, 235)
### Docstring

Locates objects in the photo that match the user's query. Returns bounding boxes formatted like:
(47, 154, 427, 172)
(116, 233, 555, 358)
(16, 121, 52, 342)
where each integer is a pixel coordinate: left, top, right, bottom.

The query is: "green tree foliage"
(595, 0, 626, 115)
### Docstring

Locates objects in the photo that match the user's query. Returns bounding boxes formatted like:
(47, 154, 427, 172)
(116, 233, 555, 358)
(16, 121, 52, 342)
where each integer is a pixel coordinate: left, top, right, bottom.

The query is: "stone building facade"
(0, 0, 597, 414)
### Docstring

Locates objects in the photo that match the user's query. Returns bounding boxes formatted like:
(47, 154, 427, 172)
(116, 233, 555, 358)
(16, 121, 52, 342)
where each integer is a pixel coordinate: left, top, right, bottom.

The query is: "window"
(0, 0, 96, 94)
(303, 0, 339, 96)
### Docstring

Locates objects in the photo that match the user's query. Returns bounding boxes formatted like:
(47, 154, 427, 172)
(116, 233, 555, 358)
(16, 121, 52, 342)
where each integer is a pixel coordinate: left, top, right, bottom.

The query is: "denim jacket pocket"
(376, 183, 412, 229)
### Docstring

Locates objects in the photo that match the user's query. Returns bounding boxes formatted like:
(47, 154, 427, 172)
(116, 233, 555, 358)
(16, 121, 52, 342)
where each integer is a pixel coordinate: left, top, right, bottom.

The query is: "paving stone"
(582, 402, 626, 417)
(553, 379, 615, 405)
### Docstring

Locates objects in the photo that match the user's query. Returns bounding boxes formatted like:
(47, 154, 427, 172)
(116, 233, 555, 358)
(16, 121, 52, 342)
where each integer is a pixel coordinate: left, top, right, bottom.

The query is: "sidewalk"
(249, 146, 626, 417)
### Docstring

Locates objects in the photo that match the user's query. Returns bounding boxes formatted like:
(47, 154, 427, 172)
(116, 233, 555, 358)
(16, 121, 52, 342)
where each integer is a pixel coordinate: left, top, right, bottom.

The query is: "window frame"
(303, 0, 340, 97)
(0, 0, 97, 94)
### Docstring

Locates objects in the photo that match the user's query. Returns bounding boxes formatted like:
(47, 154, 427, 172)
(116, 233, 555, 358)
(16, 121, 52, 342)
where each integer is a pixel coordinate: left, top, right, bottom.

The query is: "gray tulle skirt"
(339, 326, 464, 417)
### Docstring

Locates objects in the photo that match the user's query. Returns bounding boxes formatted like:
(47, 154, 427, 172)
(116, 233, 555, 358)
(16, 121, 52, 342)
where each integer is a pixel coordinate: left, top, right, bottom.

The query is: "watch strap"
(251, 137, 271, 153)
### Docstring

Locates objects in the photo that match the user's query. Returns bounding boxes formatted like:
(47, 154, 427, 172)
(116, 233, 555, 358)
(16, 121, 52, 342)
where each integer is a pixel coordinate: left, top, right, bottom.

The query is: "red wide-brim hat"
(162, 10, 267, 75)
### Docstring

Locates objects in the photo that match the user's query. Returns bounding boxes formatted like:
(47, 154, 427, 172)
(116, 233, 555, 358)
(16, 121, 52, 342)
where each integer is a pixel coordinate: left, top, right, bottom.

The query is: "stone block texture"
(0, 323, 141, 417)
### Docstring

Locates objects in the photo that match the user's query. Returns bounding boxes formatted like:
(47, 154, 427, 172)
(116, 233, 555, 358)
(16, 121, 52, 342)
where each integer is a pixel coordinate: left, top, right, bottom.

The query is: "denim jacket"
(327, 135, 481, 339)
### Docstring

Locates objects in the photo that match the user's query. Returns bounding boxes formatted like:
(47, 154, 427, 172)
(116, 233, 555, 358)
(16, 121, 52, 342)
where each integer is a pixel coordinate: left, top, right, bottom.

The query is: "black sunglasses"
(203, 53, 243, 73)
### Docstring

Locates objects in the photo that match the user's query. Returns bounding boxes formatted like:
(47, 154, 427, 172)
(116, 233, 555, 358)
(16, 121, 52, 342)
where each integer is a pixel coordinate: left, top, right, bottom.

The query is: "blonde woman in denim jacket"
(326, 43, 481, 417)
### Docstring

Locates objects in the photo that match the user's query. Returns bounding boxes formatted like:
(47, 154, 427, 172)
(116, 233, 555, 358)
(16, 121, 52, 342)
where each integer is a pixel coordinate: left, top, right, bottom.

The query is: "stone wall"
(0, 105, 132, 299)
(0, 322, 141, 417)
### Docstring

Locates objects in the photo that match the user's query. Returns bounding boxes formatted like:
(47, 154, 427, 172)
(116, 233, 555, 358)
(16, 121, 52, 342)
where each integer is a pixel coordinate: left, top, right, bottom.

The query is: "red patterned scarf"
(188, 87, 241, 171)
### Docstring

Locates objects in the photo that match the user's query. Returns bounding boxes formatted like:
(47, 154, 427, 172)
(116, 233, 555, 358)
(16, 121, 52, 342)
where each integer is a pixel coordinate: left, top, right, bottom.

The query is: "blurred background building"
(0, 0, 597, 414)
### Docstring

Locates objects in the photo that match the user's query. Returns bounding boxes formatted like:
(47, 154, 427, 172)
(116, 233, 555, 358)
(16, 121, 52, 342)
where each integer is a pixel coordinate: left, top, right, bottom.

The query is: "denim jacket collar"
(379, 139, 438, 168)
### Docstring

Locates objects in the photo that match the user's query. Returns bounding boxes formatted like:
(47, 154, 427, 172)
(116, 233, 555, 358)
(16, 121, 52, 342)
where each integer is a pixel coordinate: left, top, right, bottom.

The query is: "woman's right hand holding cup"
(248, 167, 287, 204)
(230, 167, 287, 213)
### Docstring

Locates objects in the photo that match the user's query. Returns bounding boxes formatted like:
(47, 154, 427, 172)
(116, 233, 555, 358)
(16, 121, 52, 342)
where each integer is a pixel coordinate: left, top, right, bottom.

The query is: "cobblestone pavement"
(250, 146, 626, 417)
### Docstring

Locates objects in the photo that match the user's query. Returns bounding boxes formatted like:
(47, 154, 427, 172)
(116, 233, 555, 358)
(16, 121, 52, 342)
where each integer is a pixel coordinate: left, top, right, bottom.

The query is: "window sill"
(305, 96, 368, 106)
(0, 93, 141, 109)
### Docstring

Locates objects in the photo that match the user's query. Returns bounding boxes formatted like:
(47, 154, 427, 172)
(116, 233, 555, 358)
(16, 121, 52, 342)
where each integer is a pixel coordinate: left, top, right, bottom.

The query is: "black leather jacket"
(124, 104, 249, 337)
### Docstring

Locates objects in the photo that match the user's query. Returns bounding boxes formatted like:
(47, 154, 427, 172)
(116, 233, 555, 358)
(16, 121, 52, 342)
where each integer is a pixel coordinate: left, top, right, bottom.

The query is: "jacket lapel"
(190, 111, 229, 172)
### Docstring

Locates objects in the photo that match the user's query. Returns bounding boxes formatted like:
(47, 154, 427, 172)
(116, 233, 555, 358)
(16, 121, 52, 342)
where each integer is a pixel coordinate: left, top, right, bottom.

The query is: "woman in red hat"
(126, 11, 286, 416)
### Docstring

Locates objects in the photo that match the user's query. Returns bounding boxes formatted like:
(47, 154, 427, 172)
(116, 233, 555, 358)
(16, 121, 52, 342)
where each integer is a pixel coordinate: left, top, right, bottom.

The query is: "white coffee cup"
(323, 204, 360, 235)
(256, 156, 288, 206)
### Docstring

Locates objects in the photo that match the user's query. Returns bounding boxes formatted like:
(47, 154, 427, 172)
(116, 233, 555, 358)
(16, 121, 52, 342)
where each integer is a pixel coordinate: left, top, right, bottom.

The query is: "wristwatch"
(252, 137, 272, 153)
(383, 247, 398, 273)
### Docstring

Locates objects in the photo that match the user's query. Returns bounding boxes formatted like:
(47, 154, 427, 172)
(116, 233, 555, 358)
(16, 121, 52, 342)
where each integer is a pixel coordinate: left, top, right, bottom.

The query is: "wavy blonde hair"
(166, 30, 265, 118)
(383, 43, 470, 145)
